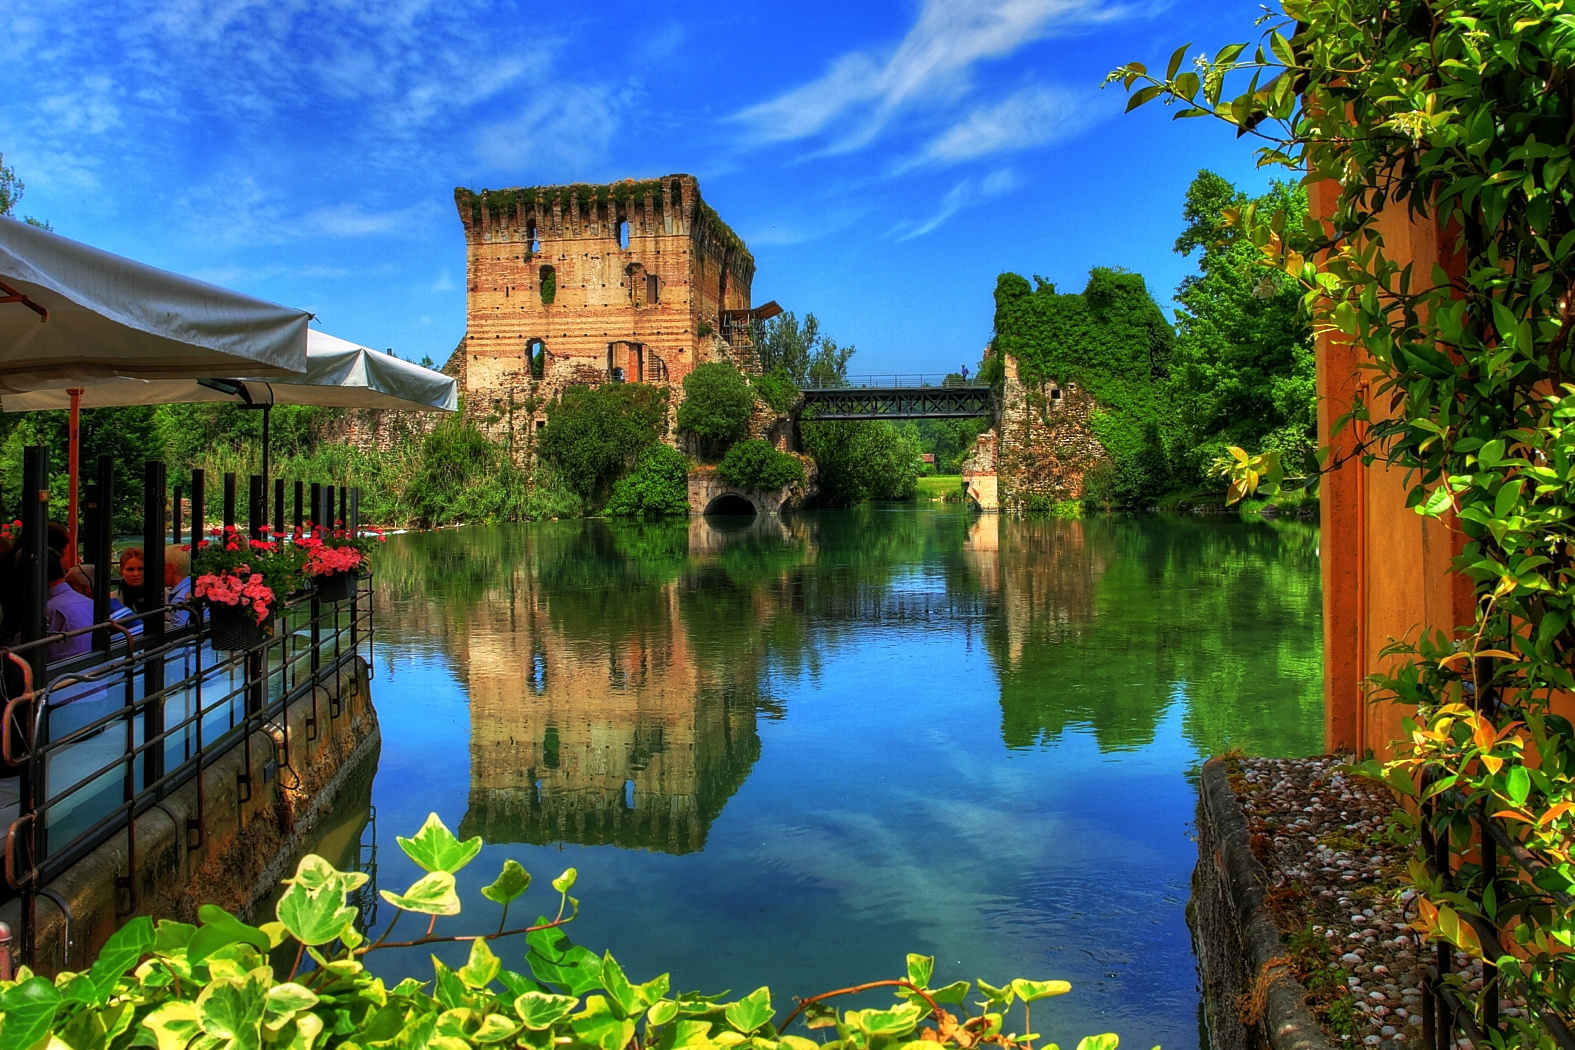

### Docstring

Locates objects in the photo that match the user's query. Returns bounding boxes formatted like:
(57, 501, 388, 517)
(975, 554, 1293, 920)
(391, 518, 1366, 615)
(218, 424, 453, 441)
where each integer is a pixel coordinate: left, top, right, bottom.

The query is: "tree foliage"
(1120, 0, 1575, 1037)
(801, 420, 921, 506)
(1169, 171, 1316, 481)
(539, 384, 668, 505)
(752, 312, 854, 388)
(606, 443, 691, 517)
(0, 152, 50, 229)
(717, 439, 804, 491)
(676, 363, 754, 460)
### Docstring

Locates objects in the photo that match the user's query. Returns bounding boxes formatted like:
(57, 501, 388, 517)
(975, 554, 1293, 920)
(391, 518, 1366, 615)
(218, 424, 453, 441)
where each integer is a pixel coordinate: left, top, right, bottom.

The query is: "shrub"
(18, 812, 1119, 1050)
(751, 370, 799, 415)
(606, 444, 691, 517)
(404, 416, 515, 526)
(801, 419, 921, 505)
(539, 384, 668, 505)
(676, 363, 753, 459)
(717, 439, 803, 490)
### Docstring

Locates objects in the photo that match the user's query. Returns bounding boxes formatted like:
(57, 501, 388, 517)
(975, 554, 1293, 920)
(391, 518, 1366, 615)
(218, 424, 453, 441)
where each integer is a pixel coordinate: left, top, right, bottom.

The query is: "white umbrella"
(0, 214, 311, 549)
(3, 329, 458, 481)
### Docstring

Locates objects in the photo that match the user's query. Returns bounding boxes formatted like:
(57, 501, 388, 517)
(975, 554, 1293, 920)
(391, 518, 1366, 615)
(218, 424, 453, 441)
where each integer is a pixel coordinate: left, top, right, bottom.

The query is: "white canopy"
(0, 215, 310, 392)
(1, 330, 457, 413)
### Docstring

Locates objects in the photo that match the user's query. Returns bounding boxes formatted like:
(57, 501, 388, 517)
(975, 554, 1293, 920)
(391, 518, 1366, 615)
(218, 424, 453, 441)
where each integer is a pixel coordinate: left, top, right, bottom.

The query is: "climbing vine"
(1116, 0, 1575, 1041)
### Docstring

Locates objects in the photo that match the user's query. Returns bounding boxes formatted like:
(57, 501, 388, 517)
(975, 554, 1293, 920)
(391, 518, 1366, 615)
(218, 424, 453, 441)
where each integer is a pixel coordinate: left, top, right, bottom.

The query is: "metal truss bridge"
(799, 374, 994, 420)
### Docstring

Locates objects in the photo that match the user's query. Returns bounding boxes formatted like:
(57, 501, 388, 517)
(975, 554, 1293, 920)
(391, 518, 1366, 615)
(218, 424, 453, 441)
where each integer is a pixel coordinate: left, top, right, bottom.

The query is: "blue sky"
(0, 0, 1283, 375)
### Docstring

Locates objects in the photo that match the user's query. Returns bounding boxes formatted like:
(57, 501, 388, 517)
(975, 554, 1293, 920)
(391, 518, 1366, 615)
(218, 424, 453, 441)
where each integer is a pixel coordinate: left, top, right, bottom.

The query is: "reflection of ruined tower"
(453, 176, 762, 444)
(456, 577, 760, 855)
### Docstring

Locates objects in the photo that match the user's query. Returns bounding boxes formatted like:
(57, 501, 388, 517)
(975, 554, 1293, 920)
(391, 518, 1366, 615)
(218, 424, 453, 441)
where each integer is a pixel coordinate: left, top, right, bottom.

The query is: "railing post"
(273, 479, 285, 538)
(293, 482, 304, 532)
(172, 484, 183, 546)
(92, 456, 113, 652)
(248, 475, 264, 542)
(309, 483, 322, 532)
(142, 461, 167, 793)
(191, 469, 205, 549)
(325, 485, 336, 534)
(222, 473, 236, 533)
(338, 486, 348, 530)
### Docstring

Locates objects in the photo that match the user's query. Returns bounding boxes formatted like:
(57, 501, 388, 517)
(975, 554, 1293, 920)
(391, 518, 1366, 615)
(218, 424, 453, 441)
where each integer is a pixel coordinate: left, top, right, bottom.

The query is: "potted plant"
(298, 524, 381, 602)
(191, 527, 301, 650)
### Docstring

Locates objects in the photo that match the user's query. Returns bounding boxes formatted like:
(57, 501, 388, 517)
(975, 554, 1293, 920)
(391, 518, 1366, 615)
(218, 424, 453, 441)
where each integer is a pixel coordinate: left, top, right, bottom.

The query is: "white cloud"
(920, 85, 1092, 163)
(734, 0, 1121, 151)
(431, 270, 456, 292)
(302, 202, 432, 238)
(474, 83, 626, 174)
(893, 168, 1023, 241)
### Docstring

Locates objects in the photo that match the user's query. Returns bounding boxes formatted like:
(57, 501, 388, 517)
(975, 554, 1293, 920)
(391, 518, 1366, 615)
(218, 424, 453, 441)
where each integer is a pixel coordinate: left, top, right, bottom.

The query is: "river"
(324, 507, 1323, 1050)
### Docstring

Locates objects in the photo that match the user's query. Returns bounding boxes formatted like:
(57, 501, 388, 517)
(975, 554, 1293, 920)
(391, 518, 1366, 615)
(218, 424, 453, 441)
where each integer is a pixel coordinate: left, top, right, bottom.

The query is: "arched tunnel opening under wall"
(703, 493, 757, 518)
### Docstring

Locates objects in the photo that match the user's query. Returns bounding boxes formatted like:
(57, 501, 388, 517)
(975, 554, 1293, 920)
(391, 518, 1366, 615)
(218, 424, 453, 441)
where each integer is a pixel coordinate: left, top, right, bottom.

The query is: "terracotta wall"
(1312, 179, 1474, 757)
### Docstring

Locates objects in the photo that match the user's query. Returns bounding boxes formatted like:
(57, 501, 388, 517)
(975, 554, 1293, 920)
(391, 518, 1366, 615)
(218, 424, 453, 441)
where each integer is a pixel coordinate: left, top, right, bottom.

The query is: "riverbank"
(1198, 754, 1496, 1050)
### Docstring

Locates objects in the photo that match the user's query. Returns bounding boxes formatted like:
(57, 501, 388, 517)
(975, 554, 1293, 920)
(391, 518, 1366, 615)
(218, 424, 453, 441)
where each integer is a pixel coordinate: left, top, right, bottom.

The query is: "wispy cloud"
(474, 83, 628, 174)
(892, 168, 1023, 241)
(919, 85, 1094, 164)
(302, 202, 435, 238)
(733, 0, 1121, 153)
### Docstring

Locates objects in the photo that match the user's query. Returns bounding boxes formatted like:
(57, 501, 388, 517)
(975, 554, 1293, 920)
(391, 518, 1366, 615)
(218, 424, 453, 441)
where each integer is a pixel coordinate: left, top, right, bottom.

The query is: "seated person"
(46, 550, 95, 661)
(117, 548, 155, 615)
(165, 545, 193, 629)
(65, 564, 141, 634)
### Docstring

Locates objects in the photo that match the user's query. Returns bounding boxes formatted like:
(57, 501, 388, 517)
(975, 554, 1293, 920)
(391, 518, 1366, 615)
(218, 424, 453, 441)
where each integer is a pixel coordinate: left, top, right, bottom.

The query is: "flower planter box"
(208, 605, 273, 651)
(314, 571, 360, 603)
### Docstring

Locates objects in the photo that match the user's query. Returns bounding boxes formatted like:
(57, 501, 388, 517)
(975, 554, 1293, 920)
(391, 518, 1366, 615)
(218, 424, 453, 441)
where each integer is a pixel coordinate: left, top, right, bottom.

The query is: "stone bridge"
(687, 466, 814, 516)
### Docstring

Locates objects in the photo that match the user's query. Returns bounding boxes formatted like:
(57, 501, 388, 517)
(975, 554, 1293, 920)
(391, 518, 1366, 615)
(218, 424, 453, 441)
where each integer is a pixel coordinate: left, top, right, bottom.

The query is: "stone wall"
(994, 354, 1109, 512)
(686, 461, 816, 516)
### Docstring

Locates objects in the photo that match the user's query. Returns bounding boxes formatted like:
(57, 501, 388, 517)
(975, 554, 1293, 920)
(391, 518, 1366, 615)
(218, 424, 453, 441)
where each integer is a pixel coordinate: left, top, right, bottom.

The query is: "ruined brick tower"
(453, 175, 763, 443)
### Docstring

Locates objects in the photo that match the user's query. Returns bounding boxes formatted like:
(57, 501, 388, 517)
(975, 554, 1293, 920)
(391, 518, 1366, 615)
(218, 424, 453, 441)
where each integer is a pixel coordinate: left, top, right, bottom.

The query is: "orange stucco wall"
(1313, 179, 1475, 758)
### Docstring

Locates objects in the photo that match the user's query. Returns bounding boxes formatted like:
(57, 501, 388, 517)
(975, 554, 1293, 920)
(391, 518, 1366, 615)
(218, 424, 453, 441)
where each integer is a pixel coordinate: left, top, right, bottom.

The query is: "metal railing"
(1, 579, 373, 964)
(801, 374, 990, 391)
(1417, 767, 1575, 1050)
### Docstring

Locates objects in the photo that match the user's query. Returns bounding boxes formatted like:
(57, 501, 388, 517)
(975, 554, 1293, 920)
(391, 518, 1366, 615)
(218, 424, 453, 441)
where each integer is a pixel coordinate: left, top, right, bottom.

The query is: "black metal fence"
(0, 445, 374, 969)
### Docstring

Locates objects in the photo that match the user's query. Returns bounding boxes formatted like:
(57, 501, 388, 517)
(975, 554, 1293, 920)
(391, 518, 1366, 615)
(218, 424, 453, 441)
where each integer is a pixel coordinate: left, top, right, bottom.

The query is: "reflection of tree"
(982, 517, 1323, 756)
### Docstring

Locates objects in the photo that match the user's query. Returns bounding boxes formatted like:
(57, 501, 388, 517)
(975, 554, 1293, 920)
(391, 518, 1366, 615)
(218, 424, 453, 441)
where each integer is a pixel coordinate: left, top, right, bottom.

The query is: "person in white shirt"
(165, 545, 193, 629)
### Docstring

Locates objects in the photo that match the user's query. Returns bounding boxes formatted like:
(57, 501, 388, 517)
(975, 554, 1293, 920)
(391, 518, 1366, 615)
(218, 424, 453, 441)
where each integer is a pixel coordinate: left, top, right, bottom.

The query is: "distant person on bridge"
(960, 365, 970, 382)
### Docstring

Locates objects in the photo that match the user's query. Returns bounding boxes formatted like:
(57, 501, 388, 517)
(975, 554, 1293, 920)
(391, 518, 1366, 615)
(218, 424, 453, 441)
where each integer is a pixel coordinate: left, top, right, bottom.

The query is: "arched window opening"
(670, 180, 683, 205)
(527, 220, 539, 255)
(539, 265, 556, 305)
(528, 338, 546, 379)
(647, 273, 659, 303)
(617, 220, 629, 250)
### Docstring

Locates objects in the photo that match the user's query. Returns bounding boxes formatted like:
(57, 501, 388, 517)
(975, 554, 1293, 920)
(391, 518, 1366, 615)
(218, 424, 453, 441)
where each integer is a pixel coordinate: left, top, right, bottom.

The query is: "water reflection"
(360, 510, 1321, 1050)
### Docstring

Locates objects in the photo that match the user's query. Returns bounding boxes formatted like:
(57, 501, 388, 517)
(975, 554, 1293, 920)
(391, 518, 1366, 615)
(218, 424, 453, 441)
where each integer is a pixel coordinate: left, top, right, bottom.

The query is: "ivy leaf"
(473, 1014, 523, 1044)
(928, 981, 970, 1005)
(905, 955, 934, 989)
(1076, 1035, 1120, 1050)
(432, 959, 467, 1011)
(196, 967, 272, 1050)
(284, 855, 369, 896)
(0, 976, 62, 1050)
(277, 882, 358, 946)
(551, 868, 578, 894)
(526, 924, 603, 995)
(190, 907, 273, 964)
(458, 938, 502, 990)
(851, 1003, 923, 1039)
(278, 1013, 324, 1050)
(724, 988, 773, 1035)
(1011, 979, 1072, 1002)
(497, 970, 545, 998)
(646, 1000, 680, 1027)
(88, 914, 154, 1001)
(514, 992, 579, 1031)
(601, 954, 637, 1017)
(572, 996, 636, 1050)
(380, 871, 461, 916)
(976, 979, 1015, 1009)
(481, 860, 531, 906)
(141, 1000, 201, 1050)
(264, 984, 320, 1030)
(396, 813, 483, 874)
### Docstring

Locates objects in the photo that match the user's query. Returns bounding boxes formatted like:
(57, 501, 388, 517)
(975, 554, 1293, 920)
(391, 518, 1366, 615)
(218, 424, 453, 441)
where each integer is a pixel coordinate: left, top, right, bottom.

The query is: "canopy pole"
(66, 387, 83, 563)
(261, 404, 271, 520)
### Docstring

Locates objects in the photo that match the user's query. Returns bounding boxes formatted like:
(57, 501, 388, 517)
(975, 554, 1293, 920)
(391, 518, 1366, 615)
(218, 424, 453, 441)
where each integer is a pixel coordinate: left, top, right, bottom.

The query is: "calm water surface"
(324, 508, 1322, 1050)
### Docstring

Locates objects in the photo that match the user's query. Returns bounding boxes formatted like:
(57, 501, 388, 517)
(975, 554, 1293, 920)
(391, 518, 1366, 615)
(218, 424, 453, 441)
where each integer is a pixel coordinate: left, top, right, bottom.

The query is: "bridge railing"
(801, 374, 991, 391)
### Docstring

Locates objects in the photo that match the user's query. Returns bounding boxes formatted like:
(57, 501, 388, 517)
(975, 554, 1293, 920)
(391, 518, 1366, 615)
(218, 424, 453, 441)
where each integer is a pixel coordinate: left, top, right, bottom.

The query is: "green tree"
(539, 383, 667, 505)
(752, 312, 854, 387)
(676, 362, 753, 459)
(606, 443, 691, 517)
(0, 152, 51, 229)
(1168, 170, 1315, 483)
(717, 439, 804, 490)
(801, 419, 921, 505)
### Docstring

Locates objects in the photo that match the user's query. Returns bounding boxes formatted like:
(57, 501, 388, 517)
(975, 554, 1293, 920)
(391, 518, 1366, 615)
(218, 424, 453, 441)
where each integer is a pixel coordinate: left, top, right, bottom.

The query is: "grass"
(915, 475, 965, 502)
